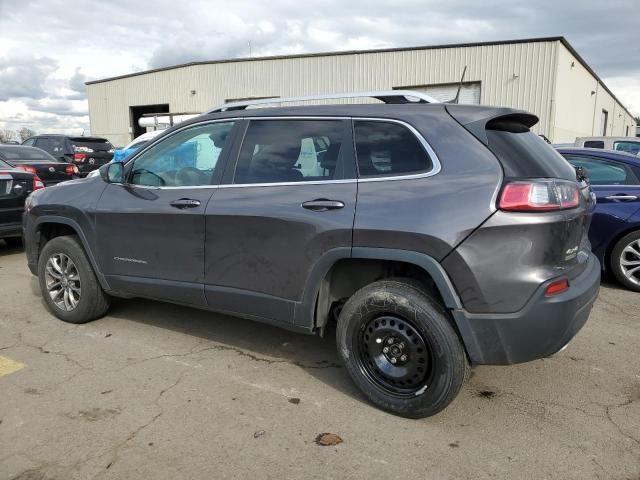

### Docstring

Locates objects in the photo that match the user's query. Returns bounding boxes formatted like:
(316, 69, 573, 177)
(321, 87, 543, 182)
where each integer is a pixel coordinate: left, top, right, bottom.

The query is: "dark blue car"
(558, 147, 640, 291)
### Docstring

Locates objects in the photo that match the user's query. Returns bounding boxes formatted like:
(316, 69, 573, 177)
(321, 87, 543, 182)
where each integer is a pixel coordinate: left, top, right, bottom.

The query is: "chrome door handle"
(301, 199, 345, 211)
(605, 195, 638, 201)
(170, 198, 201, 209)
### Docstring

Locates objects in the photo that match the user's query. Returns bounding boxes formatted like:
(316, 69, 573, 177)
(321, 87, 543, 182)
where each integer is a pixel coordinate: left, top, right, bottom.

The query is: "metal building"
(86, 36, 636, 147)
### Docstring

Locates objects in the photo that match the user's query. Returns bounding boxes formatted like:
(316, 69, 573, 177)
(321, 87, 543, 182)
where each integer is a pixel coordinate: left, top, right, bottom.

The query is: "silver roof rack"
(206, 90, 439, 113)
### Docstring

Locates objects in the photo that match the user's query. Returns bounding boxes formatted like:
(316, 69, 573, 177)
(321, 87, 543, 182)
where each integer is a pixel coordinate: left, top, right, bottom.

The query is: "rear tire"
(38, 235, 111, 323)
(336, 278, 468, 418)
(610, 230, 640, 292)
(4, 236, 23, 248)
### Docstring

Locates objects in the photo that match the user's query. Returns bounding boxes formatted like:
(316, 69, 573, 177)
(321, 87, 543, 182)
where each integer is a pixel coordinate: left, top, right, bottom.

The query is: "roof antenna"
(449, 65, 467, 104)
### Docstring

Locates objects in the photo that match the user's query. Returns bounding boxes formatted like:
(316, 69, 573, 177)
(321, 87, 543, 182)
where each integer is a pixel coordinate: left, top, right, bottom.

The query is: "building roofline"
(85, 36, 635, 120)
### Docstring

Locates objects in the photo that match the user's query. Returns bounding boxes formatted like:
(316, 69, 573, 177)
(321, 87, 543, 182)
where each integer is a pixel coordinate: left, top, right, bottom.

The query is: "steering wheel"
(133, 168, 166, 186)
(175, 167, 206, 185)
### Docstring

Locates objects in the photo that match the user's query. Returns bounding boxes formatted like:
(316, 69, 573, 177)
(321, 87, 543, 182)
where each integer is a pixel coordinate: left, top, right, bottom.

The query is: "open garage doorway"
(129, 104, 169, 140)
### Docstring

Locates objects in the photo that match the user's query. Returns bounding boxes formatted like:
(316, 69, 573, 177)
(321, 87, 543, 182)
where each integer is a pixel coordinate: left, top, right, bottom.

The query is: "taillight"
(16, 165, 37, 175)
(65, 164, 79, 176)
(74, 153, 86, 163)
(545, 278, 569, 296)
(499, 179, 580, 212)
(33, 175, 45, 191)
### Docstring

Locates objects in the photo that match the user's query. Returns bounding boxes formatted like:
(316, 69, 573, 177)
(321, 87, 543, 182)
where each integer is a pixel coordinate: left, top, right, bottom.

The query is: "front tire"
(38, 235, 111, 323)
(610, 230, 640, 292)
(336, 279, 468, 418)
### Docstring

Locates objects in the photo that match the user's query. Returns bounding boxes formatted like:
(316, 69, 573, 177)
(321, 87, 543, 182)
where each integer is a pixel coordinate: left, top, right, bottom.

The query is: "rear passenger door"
(204, 118, 357, 325)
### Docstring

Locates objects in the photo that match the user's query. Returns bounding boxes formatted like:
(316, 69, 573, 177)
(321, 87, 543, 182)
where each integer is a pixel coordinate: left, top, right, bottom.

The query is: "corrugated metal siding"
(89, 40, 561, 146)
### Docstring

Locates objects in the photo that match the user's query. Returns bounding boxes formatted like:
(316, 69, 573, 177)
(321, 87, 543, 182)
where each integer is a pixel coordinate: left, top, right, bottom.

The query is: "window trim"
(119, 115, 441, 189)
(219, 116, 441, 188)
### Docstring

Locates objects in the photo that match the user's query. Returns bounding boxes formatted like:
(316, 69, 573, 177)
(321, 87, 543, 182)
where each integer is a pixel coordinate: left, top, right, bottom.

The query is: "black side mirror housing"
(99, 162, 124, 183)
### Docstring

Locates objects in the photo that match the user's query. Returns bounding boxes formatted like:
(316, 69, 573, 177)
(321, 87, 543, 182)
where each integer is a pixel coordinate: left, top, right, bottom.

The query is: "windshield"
(69, 137, 113, 151)
(0, 146, 58, 162)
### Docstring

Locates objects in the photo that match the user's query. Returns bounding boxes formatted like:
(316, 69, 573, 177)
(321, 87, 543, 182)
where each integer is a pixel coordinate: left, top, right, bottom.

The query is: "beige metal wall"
(88, 40, 562, 147)
(552, 44, 636, 142)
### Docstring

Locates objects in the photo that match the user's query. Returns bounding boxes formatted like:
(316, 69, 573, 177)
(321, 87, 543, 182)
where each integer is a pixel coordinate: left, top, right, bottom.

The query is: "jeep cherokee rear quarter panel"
(352, 107, 503, 261)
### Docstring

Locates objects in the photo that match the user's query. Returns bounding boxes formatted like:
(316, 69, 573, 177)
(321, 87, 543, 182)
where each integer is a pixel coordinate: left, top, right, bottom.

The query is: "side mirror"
(99, 162, 124, 183)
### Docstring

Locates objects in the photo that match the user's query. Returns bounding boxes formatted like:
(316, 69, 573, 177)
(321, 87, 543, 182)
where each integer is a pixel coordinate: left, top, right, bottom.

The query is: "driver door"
(95, 121, 238, 306)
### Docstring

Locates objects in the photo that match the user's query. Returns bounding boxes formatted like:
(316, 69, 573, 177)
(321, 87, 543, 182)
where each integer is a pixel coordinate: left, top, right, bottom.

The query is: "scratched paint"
(0, 355, 25, 377)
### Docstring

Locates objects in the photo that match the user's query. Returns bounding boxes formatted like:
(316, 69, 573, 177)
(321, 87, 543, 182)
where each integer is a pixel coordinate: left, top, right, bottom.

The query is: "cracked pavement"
(0, 244, 639, 480)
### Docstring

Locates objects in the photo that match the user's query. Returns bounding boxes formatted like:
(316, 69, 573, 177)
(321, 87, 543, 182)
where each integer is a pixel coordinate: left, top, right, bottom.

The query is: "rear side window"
(563, 154, 633, 185)
(234, 120, 346, 184)
(486, 124, 577, 180)
(614, 141, 640, 155)
(583, 140, 605, 149)
(354, 120, 432, 177)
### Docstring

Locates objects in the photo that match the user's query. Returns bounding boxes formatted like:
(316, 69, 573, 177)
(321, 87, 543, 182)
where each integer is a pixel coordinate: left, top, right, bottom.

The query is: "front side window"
(614, 141, 640, 156)
(354, 120, 432, 177)
(234, 120, 346, 184)
(130, 122, 234, 187)
(563, 155, 631, 185)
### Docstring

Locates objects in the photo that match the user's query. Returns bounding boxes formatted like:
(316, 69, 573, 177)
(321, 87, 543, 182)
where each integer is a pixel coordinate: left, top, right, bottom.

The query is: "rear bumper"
(452, 253, 600, 365)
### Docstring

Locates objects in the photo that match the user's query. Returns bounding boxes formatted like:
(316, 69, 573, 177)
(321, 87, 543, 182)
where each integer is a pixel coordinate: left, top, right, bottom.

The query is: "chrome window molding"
(122, 115, 442, 190)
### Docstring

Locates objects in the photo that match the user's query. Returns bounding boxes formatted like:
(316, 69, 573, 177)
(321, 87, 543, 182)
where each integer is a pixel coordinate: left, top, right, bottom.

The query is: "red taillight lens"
(545, 278, 569, 296)
(499, 180, 580, 212)
(65, 164, 79, 176)
(73, 153, 86, 163)
(16, 165, 37, 175)
(33, 175, 45, 191)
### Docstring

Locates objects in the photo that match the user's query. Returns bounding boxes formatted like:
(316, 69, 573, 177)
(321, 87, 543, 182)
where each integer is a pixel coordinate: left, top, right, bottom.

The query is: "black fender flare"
(293, 246, 464, 329)
(34, 215, 111, 291)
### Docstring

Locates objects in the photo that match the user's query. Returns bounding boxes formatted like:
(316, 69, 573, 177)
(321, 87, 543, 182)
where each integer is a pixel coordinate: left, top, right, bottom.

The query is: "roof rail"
(206, 90, 440, 113)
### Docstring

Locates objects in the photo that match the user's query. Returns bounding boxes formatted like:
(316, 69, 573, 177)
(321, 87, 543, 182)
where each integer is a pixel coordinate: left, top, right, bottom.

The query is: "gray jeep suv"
(23, 91, 600, 418)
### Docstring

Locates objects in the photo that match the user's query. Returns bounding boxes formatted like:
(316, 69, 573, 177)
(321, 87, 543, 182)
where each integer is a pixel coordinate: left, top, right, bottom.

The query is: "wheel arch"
(294, 247, 463, 334)
(34, 216, 110, 291)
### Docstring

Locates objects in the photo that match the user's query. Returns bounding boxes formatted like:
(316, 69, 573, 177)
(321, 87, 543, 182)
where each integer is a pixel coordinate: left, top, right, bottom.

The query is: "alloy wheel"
(620, 239, 640, 286)
(45, 253, 82, 311)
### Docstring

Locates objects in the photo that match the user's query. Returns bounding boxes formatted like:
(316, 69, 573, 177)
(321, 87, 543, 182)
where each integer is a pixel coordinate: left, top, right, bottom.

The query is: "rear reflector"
(499, 179, 580, 212)
(33, 175, 45, 191)
(545, 279, 569, 296)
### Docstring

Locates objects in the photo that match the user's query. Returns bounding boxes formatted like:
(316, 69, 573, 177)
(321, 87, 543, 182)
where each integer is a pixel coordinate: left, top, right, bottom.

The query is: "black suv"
(22, 134, 114, 176)
(23, 91, 600, 418)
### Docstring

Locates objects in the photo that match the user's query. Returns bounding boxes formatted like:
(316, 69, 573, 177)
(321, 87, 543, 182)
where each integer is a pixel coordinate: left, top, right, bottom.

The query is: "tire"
(3, 236, 23, 248)
(336, 278, 468, 418)
(38, 235, 111, 323)
(610, 230, 640, 292)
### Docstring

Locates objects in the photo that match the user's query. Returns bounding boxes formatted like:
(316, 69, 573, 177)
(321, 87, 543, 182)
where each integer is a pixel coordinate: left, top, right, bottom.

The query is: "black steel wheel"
(337, 278, 468, 418)
(355, 315, 434, 396)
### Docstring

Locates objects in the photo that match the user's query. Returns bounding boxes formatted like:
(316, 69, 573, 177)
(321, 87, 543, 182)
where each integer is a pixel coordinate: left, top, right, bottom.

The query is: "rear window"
(583, 140, 605, 149)
(69, 137, 113, 151)
(0, 146, 57, 162)
(486, 123, 577, 181)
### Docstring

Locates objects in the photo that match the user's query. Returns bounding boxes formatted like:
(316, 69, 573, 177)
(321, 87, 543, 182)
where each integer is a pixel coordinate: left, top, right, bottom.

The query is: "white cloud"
(0, 0, 637, 136)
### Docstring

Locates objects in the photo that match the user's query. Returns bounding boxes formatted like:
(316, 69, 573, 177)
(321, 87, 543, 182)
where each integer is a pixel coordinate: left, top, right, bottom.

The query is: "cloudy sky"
(0, 0, 638, 136)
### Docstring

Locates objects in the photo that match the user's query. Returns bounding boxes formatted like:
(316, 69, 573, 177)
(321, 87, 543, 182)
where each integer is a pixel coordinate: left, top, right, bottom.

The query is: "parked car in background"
(0, 157, 43, 247)
(23, 91, 600, 418)
(113, 130, 163, 162)
(575, 136, 640, 155)
(558, 147, 640, 291)
(0, 145, 79, 186)
(22, 135, 114, 176)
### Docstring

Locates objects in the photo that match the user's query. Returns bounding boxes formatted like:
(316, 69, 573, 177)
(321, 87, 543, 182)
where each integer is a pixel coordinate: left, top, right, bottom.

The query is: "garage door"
(403, 82, 481, 104)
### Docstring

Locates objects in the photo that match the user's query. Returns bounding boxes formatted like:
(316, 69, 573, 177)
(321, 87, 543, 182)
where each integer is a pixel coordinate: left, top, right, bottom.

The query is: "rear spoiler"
(445, 105, 538, 145)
